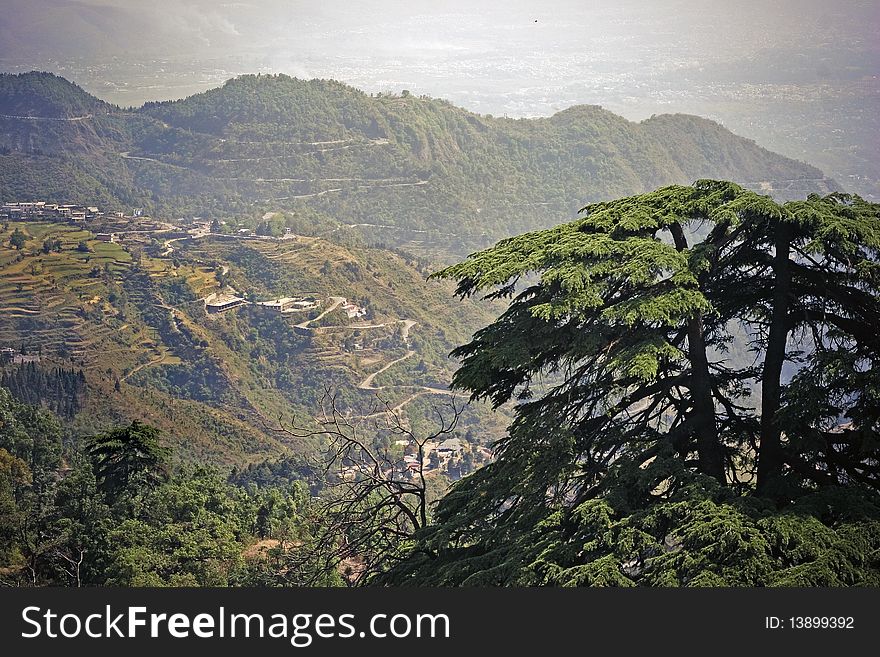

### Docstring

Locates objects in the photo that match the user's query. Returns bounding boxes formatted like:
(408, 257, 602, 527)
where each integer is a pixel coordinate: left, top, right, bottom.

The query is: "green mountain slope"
(0, 71, 112, 118)
(0, 72, 839, 257)
(0, 220, 505, 465)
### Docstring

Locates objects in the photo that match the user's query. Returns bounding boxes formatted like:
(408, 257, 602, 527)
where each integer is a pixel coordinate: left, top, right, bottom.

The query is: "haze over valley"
(1, 1, 879, 589)
(2, 0, 877, 200)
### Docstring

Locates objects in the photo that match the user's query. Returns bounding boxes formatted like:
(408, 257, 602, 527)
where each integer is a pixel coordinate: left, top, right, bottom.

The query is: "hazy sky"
(1, 1, 877, 196)
(2, 1, 877, 100)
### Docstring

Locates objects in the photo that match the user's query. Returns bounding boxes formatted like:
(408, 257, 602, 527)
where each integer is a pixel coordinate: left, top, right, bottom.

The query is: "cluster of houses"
(1, 200, 148, 227)
(206, 294, 322, 315)
(1, 201, 116, 223)
(401, 437, 465, 473)
(0, 347, 40, 365)
(336, 435, 490, 482)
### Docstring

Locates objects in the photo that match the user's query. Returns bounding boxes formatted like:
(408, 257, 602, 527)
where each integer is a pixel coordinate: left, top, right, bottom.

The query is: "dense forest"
(0, 363, 86, 418)
(0, 386, 342, 586)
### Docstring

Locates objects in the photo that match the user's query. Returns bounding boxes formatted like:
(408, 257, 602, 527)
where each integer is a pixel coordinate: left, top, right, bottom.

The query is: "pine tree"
(9, 228, 26, 250)
(86, 421, 169, 496)
(383, 181, 880, 585)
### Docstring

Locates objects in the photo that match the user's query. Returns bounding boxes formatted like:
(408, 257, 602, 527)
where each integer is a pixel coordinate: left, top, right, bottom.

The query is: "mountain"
(0, 71, 112, 118)
(0, 71, 842, 467)
(0, 72, 839, 257)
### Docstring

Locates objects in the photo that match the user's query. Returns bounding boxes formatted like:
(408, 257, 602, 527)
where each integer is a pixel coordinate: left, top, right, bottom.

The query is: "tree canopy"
(383, 180, 880, 585)
(0, 391, 340, 587)
(86, 420, 169, 495)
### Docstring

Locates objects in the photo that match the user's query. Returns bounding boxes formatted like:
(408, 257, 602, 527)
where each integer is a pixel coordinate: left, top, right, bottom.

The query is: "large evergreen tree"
(383, 181, 880, 585)
(86, 420, 169, 496)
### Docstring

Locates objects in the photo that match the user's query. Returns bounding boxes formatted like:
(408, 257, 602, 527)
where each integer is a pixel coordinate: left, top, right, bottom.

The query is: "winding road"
(1, 113, 93, 121)
(293, 296, 346, 329)
(358, 350, 416, 390)
(354, 319, 458, 416)
(210, 138, 390, 161)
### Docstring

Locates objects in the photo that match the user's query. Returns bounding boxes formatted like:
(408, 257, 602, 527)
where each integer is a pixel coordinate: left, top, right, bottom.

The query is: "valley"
(0, 205, 504, 475)
(0, 70, 844, 478)
(1, 2, 877, 595)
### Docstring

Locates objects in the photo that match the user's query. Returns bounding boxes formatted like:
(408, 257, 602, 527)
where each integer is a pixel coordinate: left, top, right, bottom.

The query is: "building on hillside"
(255, 297, 299, 312)
(437, 437, 463, 455)
(95, 233, 116, 242)
(256, 297, 320, 313)
(291, 298, 319, 311)
(1, 204, 22, 219)
(342, 301, 366, 319)
(206, 295, 248, 314)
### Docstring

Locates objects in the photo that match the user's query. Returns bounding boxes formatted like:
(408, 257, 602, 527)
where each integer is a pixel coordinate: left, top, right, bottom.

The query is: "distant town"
(1, 200, 140, 223)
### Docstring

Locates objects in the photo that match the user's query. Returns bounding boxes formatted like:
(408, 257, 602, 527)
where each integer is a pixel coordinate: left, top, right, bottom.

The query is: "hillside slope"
(0, 220, 506, 465)
(0, 72, 839, 256)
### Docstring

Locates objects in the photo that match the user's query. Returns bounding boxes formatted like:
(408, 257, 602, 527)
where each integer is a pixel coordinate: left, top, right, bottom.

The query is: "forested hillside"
(0, 72, 111, 118)
(0, 219, 505, 466)
(0, 388, 341, 586)
(0, 72, 839, 256)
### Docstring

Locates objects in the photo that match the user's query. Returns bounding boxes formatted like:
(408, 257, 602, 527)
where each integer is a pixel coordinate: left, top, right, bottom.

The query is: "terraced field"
(1, 222, 509, 464)
(0, 224, 130, 360)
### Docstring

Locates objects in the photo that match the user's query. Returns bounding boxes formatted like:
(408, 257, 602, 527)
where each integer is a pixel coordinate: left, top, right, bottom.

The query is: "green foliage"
(384, 485, 880, 586)
(42, 237, 62, 253)
(1, 363, 86, 418)
(8, 228, 26, 250)
(103, 468, 249, 586)
(385, 182, 880, 586)
(0, 393, 337, 586)
(0, 387, 62, 473)
(86, 420, 169, 495)
(0, 71, 110, 119)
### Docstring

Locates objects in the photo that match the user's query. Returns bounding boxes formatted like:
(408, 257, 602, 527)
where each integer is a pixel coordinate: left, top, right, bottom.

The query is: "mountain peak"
(0, 71, 110, 118)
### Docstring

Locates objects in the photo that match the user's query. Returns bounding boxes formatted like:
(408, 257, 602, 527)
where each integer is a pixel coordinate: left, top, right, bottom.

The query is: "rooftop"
(206, 294, 246, 307)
